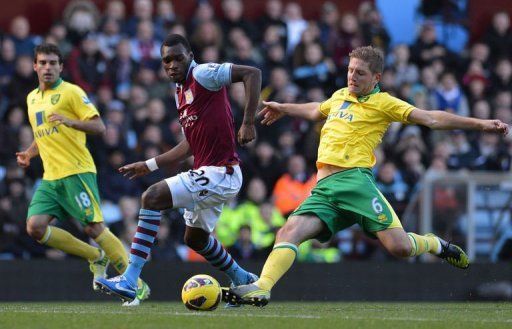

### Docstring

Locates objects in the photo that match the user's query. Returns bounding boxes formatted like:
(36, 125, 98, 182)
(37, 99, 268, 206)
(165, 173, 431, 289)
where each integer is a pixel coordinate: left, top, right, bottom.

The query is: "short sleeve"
(70, 86, 100, 120)
(383, 94, 415, 123)
(192, 63, 232, 91)
(318, 97, 333, 117)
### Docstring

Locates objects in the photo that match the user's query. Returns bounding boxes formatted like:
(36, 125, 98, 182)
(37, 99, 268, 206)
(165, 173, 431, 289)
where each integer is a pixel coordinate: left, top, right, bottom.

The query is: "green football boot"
(122, 279, 151, 307)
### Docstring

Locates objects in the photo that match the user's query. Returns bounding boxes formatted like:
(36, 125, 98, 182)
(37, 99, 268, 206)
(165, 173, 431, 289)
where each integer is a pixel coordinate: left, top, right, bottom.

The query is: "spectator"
(329, 13, 363, 70)
(292, 23, 321, 68)
(103, 0, 126, 24)
(375, 161, 409, 217)
(107, 38, 139, 100)
(98, 150, 141, 203)
(5, 56, 37, 109)
(318, 2, 339, 46)
(411, 22, 449, 69)
(360, 8, 390, 52)
(7, 16, 41, 56)
(66, 34, 109, 94)
(154, 0, 179, 41)
(220, 0, 257, 42)
(292, 42, 336, 91)
(388, 44, 419, 88)
(187, 0, 216, 34)
(446, 130, 478, 170)
(0, 39, 17, 90)
(228, 225, 264, 260)
(124, 0, 154, 37)
(272, 154, 316, 217)
(63, 0, 100, 45)
(190, 20, 224, 55)
(97, 18, 123, 60)
(236, 178, 285, 251)
(472, 99, 492, 120)
(283, 2, 307, 55)
(242, 141, 283, 196)
(129, 20, 161, 70)
(433, 72, 470, 117)
(483, 11, 512, 64)
(256, 0, 288, 49)
(47, 23, 73, 58)
(491, 58, 512, 93)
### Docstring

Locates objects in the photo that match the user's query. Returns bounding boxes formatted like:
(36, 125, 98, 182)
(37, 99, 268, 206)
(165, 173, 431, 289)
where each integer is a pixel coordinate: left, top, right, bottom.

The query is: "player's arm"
(408, 108, 509, 136)
(16, 140, 39, 168)
(231, 64, 262, 145)
(48, 114, 106, 135)
(119, 139, 192, 179)
(260, 101, 324, 125)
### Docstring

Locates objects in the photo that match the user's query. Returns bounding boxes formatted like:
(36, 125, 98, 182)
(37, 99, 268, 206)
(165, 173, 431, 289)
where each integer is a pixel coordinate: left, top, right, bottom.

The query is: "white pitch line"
(0, 308, 320, 319)
(1, 308, 512, 324)
(341, 315, 512, 324)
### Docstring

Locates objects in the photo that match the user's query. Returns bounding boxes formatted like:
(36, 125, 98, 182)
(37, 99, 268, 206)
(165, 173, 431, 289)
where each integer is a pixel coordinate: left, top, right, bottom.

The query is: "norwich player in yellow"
(228, 46, 510, 306)
(16, 43, 149, 306)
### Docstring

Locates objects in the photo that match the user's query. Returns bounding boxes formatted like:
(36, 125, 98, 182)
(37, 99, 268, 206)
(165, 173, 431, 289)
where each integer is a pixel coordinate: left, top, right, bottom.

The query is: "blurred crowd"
(0, 0, 511, 263)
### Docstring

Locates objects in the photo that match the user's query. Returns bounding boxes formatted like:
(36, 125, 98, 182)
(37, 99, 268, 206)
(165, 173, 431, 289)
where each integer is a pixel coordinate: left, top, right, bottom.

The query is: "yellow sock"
(255, 242, 298, 291)
(93, 227, 144, 288)
(407, 233, 441, 257)
(94, 227, 128, 273)
(40, 226, 100, 261)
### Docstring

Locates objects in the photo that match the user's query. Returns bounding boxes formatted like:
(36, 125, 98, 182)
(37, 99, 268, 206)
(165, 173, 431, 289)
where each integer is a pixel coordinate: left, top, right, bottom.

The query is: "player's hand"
(15, 151, 31, 168)
(119, 161, 151, 179)
(237, 123, 256, 145)
(48, 113, 72, 127)
(259, 101, 285, 126)
(481, 119, 509, 136)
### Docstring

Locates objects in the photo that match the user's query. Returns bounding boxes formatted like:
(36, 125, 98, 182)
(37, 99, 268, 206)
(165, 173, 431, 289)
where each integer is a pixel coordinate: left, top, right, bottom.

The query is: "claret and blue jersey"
(175, 60, 240, 169)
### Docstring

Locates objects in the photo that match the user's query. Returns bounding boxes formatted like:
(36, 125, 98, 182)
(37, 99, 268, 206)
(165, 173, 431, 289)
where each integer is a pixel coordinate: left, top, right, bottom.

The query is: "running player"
(17, 43, 150, 306)
(95, 34, 262, 303)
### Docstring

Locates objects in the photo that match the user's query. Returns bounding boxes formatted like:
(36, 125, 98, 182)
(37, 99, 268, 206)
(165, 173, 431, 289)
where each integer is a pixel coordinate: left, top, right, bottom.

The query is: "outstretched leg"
(228, 214, 325, 306)
(377, 228, 469, 269)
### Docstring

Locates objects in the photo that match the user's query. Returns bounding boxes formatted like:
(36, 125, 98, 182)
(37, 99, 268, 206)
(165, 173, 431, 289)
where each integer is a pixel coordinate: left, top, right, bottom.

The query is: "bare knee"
(26, 218, 48, 241)
(141, 183, 170, 210)
(387, 242, 412, 258)
(84, 222, 105, 239)
(276, 222, 298, 242)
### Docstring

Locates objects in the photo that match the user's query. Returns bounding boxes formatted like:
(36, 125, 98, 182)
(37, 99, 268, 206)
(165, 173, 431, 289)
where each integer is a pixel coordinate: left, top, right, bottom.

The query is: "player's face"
(33, 53, 62, 85)
(161, 44, 193, 83)
(347, 58, 380, 96)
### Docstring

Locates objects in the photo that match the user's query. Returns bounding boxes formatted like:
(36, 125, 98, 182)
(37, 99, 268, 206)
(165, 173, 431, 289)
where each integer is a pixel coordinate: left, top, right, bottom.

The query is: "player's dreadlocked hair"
(34, 43, 63, 64)
(162, 34, 192, 52)
(349, 46, 384, 74)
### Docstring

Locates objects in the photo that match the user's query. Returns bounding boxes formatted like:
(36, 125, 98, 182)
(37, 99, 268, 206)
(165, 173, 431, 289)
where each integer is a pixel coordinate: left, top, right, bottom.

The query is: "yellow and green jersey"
(27, 79, 99, 180)
(317, 86, 414, 169)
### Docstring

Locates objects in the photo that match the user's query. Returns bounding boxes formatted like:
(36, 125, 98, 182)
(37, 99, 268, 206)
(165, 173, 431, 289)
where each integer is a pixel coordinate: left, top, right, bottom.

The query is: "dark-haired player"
(95, 34, 262, 304)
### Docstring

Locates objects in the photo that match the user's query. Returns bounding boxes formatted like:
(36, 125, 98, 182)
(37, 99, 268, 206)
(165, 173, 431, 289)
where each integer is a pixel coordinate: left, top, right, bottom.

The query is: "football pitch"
(1, 302, 511, 329)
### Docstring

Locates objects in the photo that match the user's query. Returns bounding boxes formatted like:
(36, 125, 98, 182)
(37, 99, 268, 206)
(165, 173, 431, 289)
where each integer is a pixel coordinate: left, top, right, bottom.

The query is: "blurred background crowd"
(0, 0, 511, 264)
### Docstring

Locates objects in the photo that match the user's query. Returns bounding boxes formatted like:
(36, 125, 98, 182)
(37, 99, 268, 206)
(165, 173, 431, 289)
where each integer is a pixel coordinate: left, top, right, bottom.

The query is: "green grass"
(1, 302, 511, 329)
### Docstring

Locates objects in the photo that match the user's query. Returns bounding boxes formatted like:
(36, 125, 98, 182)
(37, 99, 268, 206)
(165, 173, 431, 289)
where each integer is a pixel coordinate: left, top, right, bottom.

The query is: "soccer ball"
(181, 274, 222, 311)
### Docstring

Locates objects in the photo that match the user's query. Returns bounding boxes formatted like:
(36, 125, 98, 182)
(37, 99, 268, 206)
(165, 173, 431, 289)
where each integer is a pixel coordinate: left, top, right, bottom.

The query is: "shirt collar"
(176, 60, 197, 89)
(346, 84, 380, 103)
(37, 78, 63, 93)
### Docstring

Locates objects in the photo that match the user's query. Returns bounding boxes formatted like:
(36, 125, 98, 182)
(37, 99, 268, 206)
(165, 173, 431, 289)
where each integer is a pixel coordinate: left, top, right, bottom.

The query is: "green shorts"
(291, 168, 402, 242)
(27, 172, 103, 226)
